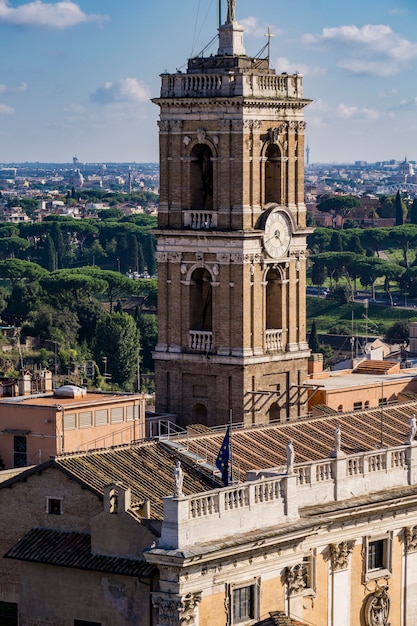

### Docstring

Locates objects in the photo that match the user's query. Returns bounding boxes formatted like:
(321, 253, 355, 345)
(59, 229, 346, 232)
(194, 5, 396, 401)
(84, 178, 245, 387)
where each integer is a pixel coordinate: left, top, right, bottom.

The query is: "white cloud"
(303, 24, 417, 76)
(308, 99, 381, 123)
(240, 16, 281, 39)
(337, 59, 400, 77)
(274, 56, 326, 77)
(0, 81, 27, 93)
(90, 78, 151, 105)
(63, 103, 85, 114)
(391, 97, 417, 111)
(0, 0, 108, 29)
(0, 103, 15, 115)
(336, 103, 380, 120)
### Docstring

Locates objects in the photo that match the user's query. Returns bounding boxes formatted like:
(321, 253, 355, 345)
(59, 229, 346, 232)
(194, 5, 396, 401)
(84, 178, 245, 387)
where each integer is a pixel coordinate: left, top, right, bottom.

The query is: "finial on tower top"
(226, 0, 236, 23)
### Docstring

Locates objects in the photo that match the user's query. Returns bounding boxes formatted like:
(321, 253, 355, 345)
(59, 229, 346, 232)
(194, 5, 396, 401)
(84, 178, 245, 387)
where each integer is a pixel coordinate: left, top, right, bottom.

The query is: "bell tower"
(153, 10, 312, 427)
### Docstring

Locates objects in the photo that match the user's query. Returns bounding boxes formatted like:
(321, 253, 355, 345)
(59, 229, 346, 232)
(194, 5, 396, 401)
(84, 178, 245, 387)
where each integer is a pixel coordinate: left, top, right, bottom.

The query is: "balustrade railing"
(265, 329, 283, 352)
(189, 331, 213, 352)
(183, 211, 217, 230)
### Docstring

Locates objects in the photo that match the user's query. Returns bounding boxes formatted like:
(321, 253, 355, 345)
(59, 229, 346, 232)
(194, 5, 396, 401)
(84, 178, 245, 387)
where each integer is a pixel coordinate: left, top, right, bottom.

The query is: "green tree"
(136, 312, 157, 373)
(94, 312, 140, 389)
(50, 222, 65, 268)
(388, 225, 417, 269)
(410, 199, 417, 225)
(316, 196, 361, 228)
(384, 320, 409, 345)
(307, 228, 332, 253)
(395, 190, 407, 226)
(311, 260, 326, 289)
(308, 320, 320, 353)
(329, 231, 343, 252)
(42, 235, 56, 271)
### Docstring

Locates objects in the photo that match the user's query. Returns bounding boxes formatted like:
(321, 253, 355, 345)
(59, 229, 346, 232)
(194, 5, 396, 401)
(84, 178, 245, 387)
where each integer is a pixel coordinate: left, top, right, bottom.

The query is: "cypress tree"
(309, 320, 321, 353)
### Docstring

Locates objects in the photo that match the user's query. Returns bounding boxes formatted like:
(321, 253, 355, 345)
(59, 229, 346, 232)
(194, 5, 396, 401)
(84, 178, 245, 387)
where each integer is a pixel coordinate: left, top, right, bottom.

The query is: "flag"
(216, 426, 230, 486)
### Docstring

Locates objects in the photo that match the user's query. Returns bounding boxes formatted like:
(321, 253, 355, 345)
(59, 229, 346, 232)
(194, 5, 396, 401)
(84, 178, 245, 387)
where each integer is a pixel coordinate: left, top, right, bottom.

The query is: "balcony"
(183, 211, 217, 230)
(265, 329, 283, 352)
(189, 331, 213, 353)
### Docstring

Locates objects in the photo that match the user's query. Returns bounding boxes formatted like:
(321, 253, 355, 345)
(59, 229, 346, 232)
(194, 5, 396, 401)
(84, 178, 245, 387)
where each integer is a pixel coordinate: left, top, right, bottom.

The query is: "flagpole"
(229, 408, 233, 485)
(218, 0, 221, 29)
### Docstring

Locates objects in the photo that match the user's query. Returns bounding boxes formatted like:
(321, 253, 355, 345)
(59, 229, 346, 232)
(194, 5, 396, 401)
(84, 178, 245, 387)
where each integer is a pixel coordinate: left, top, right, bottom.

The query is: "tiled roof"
(162, 401, 417, 480)
(56, 440, 219, 520)
(5, 527, 156, 578)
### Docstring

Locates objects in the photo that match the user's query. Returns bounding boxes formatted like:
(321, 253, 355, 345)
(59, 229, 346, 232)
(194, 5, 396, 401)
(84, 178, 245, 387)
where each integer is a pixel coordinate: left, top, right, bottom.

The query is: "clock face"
(263, 211, 291, 258)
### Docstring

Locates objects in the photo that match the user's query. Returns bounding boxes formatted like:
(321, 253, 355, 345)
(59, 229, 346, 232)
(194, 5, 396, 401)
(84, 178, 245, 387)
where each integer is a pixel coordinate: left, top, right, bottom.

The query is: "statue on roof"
(174, 460, 184, 497)
(227, 0, 236, 23)
(407, 413, 417, 445)
(286, 440, 295, 474)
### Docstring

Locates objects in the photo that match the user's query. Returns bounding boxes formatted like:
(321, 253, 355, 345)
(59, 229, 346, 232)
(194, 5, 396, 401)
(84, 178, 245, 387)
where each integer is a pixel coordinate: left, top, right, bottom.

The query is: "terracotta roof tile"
(56, 440, 218, 520)
(5, 527, 156, 577)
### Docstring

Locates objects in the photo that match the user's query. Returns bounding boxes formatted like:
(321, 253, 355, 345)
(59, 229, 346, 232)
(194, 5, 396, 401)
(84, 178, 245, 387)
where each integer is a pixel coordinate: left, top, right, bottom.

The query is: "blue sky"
(0, 0, 416, 164)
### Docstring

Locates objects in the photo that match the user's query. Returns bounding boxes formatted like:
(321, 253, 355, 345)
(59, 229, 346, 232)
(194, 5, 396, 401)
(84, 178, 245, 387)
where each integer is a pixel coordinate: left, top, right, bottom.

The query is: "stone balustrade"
(265, 329, 283, 352)
(160, 72, 303, 99)
(183, 211, 217, 230)
(188, 331, 213, 352)
(160, 443, 417, 550)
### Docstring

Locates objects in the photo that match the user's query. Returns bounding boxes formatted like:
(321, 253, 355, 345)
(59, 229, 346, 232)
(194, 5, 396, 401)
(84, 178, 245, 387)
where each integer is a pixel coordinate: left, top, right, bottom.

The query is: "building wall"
(0, 466, 101, 605)
(0, 394, 146, 469)
(18, 563, 151, 626)
(309, 375, 417, 414)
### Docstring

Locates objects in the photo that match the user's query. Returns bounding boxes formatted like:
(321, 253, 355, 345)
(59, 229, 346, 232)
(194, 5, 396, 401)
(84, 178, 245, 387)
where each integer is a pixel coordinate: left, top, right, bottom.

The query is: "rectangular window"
(232, 585, 254, 623)
(229, 579, 260, 624)
(110, 407, 124, 424)
(0, 601, 18, 626)
(365, 534, 392, 580)
(79, 411, 92, 428)
(378, 398, 387, 407)
(13, 435, 27, 468)
(63, 412, 76, 430)
(47, 497, 62, 515)
(353, 401, 363, 411)
(368, 540, 384, 570)
(95, 409, 108, 426)
(126, 405, 136, 421)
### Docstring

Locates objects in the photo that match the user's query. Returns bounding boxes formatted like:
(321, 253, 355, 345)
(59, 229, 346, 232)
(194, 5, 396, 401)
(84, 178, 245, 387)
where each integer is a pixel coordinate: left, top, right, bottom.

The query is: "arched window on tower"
(265, 267, 283, 352)
(265, 143, 282, 205)
(190, 268, 212, 331)
(266, 267, 283, 330)
(190, 144, 213, 210)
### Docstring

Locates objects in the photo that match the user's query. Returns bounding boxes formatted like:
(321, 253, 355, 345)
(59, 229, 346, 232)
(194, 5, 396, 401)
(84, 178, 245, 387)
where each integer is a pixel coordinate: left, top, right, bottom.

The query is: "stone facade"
(153, 19, 312, 427)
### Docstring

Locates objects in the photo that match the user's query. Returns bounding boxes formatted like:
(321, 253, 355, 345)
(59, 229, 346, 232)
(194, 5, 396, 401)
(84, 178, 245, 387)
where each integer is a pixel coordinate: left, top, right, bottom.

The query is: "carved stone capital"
(179, 592, 202, 624)
(167, 252, 182, 263)
(404, 526, 417, 552)
(330, 541, 355, 571)
(298, 121, 307, 133)
(152, 594, 181, 626)
(230, 253, 244, 264)
(158, 120, 170, 132)
(284, 563, 308, 595)
(170, 120, 183, 132)
(216, 253, 230, 264)
(260, 123, 287, 144)
(155, 251, 168, 262)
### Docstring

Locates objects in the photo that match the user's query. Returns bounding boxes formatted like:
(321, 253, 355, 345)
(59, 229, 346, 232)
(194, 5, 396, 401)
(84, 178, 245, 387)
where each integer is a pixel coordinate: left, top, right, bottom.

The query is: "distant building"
(0, 372, 145, 469)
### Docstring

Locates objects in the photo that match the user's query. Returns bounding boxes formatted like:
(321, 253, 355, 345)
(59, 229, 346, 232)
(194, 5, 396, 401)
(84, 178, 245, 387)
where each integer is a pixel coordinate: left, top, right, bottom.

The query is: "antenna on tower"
(218, 0, 222, 29)
(264, 25, 274, 62)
